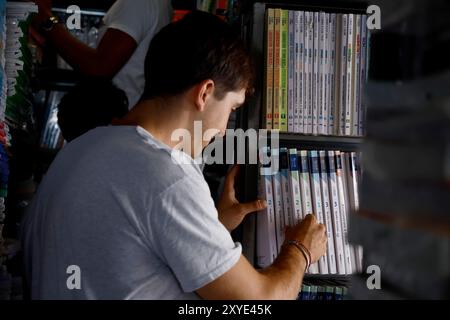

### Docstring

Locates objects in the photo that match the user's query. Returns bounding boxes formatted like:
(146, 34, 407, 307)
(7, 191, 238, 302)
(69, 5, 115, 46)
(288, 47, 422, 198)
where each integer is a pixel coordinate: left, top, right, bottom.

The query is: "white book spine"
(339, 14, 348, 136)
(312, 12, 319, 135)
(324, 13, 331, 136)
(257, 148, 277, 268)
(306, 12, 313, 134)
(344, 14, 354, 136)
(350, 246, 358, 275)
(308, 150, 328, 274)
(327, 151, 346, 274)
(280, 148, 294, 227)
(359, 15, 368, 136)
(333, 14, 341, 136)
(298, 150, 314, 218)
(352, 15, 361, 136)
(289, 148, 303, 224)
(345, 153, 356, 214)
(355, 245, 364, 273)
(318, 12, 325, 135)
(319, 150, 337, 274)
(336, 151, 353, 274)
(271, 149, 285, 254)
(351, 152, 363, 272)
(349, 152, 360, 211)
(344, 153, 358, 274)
(329, 14, 337, 135)
(288, 11, 295, 133)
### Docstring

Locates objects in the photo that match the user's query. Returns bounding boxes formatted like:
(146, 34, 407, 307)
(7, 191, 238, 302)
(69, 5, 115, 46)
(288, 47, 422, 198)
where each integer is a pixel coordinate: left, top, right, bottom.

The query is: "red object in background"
(173, 9, 226, 22)
(216, 0, 228, 11)
(173, 10, 191, 22)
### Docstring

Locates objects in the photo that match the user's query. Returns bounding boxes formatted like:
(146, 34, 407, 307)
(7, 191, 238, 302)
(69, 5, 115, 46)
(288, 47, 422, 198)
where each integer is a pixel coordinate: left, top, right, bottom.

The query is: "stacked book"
(196, 0, 236, 20)
(257, 147, 363, 275)
(349, 71, 450, 299)
(0, 0, 8, 228)
(0, 265, 12, 300)
(4, 1, 37, 129)
(40, 91, 65, 149)
(263, 9, 369, 136)
(298, 283, 348, 300)
(0, 144, 8, 219)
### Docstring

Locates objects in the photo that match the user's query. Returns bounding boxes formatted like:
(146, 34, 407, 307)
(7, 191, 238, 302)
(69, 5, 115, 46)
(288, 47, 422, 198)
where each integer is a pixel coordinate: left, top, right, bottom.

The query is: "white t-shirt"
(22, 126, 242, 299)
(101, 0, 172, 109)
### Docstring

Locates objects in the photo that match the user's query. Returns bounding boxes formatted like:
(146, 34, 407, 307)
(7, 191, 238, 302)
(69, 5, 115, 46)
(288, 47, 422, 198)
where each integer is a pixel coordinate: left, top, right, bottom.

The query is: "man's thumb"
(238, 200, 267, 216)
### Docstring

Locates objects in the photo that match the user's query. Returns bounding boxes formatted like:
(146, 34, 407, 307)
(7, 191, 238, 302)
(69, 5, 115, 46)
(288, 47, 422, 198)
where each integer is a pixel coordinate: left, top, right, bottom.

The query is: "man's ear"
(194, 80, 215, 112)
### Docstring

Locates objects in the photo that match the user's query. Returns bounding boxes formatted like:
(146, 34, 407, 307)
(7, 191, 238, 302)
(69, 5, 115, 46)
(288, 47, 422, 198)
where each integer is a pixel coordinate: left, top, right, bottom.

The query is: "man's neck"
(120, 99, 199, 156)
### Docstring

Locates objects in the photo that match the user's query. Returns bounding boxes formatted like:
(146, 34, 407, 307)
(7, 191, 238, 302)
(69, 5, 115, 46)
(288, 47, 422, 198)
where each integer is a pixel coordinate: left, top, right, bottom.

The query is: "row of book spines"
(257, 148, 362, 275)
(298, 284, 348, 300)
(263, 8, 369, 137)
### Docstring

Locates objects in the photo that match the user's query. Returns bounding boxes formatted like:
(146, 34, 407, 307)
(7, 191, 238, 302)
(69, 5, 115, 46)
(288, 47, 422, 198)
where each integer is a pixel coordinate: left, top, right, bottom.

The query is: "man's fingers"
(303, 214, 316, 223)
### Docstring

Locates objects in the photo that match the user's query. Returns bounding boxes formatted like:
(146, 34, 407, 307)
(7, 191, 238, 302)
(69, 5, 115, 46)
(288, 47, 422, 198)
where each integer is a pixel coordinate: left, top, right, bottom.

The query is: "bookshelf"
(237, 0, 450, 300)
(236, 1, 369, 298)
(278, 132, 362, 151)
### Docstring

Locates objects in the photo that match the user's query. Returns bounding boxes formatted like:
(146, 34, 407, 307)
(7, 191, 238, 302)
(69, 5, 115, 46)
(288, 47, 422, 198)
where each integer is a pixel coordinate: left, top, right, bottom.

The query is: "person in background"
(22, 11, 327, 300)
(32, 0, 173, 109)
(57, 78, 129, 142)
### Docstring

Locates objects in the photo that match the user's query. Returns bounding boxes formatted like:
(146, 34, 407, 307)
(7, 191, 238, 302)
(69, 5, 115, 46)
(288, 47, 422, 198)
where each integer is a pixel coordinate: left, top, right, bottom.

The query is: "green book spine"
(280, 10, 289, 132)
(263, 9, 275, 129)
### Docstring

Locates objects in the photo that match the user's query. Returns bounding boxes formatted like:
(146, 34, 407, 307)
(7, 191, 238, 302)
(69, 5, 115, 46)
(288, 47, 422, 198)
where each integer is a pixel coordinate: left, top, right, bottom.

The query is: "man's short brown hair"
(142, 10, 254, 101)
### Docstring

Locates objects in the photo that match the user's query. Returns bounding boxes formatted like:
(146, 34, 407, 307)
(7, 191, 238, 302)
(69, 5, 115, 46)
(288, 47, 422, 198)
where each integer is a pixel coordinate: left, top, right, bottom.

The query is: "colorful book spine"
(344, 14, 354, 136)
(273, 9, 281, 130)
(352, 14, 361, 136)
(310, 285, 318, 300)
(329, 13, 337, 135)
(264, 9, 275, 129)
(280, 9, 289, 132)
(323, 13, 330, 135)
(325, 286, 334, 300)
(359, 14, 368, 136)
(300, 285, 311, 300)
(288, 10, 295, 133)
(293, 11, 300, 133)
(296, 11, 305, 133)
(312, 12, 319, 135)
(318, 11, 325, 135)
(339, 14, 348, 136)
(305, 11, 313, 134)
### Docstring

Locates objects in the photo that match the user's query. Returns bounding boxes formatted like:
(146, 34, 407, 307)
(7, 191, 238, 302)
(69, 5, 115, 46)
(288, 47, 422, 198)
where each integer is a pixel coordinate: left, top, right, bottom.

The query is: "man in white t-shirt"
(22, 12, 327, 300)
(32, 0, 172, 108)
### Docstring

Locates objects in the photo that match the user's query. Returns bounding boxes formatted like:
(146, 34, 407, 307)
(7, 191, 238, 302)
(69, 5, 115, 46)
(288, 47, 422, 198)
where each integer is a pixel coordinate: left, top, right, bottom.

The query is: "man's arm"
(44, 25, 137, 78)
(196, 246, 306, 300)
(33, 1, 137, 77)
(196, 215, 327, 300)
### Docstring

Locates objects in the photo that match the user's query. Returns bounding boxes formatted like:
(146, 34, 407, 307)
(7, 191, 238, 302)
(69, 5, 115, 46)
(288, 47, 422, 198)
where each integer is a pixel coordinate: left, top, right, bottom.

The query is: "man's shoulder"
(81, 126, 204, 193)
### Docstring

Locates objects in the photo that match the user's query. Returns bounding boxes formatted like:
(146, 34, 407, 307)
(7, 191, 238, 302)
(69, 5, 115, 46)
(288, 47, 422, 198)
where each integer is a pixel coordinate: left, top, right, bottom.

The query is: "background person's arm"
(33, 0, 137, 77)
(196, 214, 327, 300)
